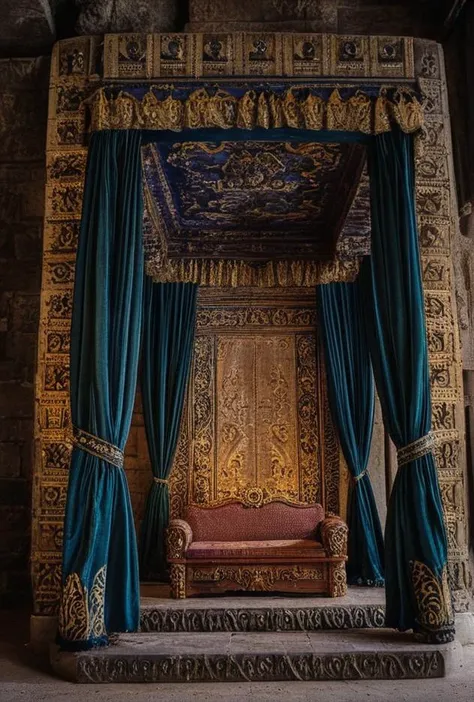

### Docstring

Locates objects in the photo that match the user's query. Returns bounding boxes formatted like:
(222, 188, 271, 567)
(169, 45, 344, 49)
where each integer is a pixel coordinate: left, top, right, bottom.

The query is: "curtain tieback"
(72, 426, 124, 469)
(353, 469, 368, 483)
(397, 432, 435, 467)
(153, 477, 169, 486)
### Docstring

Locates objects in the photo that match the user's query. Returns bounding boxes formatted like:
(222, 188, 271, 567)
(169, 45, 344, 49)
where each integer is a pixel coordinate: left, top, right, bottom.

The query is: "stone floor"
(3, 607, 474, 701)
(140, 584, 387, 608)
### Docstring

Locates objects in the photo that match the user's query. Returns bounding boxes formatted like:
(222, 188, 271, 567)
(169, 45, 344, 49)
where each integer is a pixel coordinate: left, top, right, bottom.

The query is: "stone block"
(75, 0, 179, 35)
(0, 477, 28, 506)
(0, 261, 41, 292)
(10, 294, 40, 333)
(336, 5, 435, 37)
(0, 381, 34, 418)
(14, 225, 42, 261)
(189, 0, 323, 24)
(0, 442, 22, 478)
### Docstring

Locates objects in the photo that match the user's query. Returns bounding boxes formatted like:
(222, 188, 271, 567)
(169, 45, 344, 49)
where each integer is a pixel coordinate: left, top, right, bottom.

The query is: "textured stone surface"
(0, 58, 49, 604)
(0, 1, 55, 56)
(187, 0, 438, 35)
(140, 588, 386, 633)
(51, 629, 462, 683)
(75, 0, 180, 34)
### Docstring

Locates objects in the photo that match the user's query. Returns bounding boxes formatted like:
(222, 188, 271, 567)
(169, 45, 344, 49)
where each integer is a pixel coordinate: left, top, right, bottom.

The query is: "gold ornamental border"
(89, 86, 424, 135)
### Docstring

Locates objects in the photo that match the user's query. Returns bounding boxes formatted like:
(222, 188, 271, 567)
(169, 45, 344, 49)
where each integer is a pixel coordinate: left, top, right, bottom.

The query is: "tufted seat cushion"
(187, 539, 325, 560)
(186, 502, 325, 542)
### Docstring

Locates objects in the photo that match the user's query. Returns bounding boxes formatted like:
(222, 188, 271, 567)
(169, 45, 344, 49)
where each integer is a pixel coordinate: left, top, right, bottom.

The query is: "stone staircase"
(51, 591, 463, 683)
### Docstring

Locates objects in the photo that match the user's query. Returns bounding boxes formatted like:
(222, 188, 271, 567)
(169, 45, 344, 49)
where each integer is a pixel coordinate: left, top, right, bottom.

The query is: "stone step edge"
(51, 642, 463, 684)
(139, 603, 386, 632)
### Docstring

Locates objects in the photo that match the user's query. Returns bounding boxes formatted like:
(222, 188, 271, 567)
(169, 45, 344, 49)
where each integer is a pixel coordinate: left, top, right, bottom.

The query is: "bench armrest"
(166, 519, 193, 561)
(320, 515, 348, 558)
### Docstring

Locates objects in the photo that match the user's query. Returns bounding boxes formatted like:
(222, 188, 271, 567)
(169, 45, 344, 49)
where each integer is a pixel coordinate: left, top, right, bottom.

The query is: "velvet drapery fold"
(58, 131, 144, 650)
(139, 280, 198, 580)
(318, 282, 384, 586)
(361, 128, 454, 642)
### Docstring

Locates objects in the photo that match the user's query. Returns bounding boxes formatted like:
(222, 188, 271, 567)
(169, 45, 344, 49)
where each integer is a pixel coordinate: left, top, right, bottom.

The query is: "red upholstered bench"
(166, 501, 348, 598)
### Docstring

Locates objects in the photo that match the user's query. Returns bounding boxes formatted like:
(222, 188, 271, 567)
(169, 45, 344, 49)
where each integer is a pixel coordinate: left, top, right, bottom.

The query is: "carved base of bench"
(169, 561, 347, 599)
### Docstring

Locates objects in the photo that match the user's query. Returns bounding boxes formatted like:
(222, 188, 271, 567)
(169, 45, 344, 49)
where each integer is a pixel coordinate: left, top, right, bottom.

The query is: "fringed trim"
(88, 86, 424, 135)
(146, 257, 361, 287)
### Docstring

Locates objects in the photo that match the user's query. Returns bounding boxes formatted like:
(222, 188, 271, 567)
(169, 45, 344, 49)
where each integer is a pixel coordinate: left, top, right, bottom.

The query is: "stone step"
(51, 630, 462, 683)
(139, 589, 386, 633)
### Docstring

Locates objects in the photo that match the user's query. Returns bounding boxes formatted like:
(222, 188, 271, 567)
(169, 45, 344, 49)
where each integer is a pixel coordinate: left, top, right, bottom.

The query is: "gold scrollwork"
(170, 564, 186, 599)
(192, 565, 324, 591)
(320, 517, 349, 557)
(410, 560, 454, 630)
(331, 561, 348, 597)
(58, 566, 107, 642)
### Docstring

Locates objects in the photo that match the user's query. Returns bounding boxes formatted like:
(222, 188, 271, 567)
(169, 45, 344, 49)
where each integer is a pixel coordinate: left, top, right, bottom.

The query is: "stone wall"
(187, 0, 438, 36)
(0, 58, 49, 603)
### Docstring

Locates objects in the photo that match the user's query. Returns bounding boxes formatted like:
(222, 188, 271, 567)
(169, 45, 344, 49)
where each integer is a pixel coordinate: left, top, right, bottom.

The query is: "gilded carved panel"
(183, 299, 327, 509)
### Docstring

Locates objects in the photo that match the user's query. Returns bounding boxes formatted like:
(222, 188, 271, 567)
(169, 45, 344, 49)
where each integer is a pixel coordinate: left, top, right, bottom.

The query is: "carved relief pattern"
(322, 366, 340, 514)
(185, 308, 329, 509)
(296, 334, 320, 503)
(169, 564, 186, 599)
(169, 400, 189, 519)
(414, 39, 470, 610)
(331, 561, 348, 597)
(190, 336, 214, 504)
(191, 565, 324, 591)
(76, 649, 445, 683)
(140, 603, 387, 633)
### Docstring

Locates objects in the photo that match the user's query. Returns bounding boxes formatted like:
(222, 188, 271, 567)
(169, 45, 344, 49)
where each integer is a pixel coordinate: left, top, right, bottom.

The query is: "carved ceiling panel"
(142, 139, 370, 264)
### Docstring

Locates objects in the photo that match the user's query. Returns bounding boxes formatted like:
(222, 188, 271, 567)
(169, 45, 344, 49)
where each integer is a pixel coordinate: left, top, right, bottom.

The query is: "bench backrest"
(186, 502, 324, 542)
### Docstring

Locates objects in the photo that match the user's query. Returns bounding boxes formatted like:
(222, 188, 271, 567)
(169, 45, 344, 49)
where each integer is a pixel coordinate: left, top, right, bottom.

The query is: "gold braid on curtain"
(88, 86, 424, 135)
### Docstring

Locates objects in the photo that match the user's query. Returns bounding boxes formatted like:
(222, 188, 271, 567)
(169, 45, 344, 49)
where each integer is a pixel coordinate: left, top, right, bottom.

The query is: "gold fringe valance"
(89, 87, 424, 135)
(146, 258, 360, 287)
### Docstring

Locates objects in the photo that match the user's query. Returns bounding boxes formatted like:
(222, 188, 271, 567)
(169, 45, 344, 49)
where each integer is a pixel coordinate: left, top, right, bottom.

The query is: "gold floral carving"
(166, 520, 193, 559)
(191, 565, 324, 591)
(296, 334, 321, 504)
(322, 370, 340, 514)
(58, 566, 107, 642)
(410, 560, 454, 630)
(187, 322, 327, 508)
(320, 517, 349, 557)
(169, 398, 189, 519)
(169, 564, 186, 599)
(331, 561, 348, 597)
(88, 87, 424, 135)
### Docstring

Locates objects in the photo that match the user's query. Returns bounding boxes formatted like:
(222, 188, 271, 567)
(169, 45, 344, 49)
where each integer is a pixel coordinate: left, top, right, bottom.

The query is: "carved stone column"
(414, 38, 473, 614)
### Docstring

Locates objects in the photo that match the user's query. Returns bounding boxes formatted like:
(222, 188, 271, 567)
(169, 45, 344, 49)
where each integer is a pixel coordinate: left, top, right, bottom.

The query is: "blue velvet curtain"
(139, 280, 198, 580)
(361, 128, 454, 642)
(318, 282, 384, 586)
(58, 131, 144, 650)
